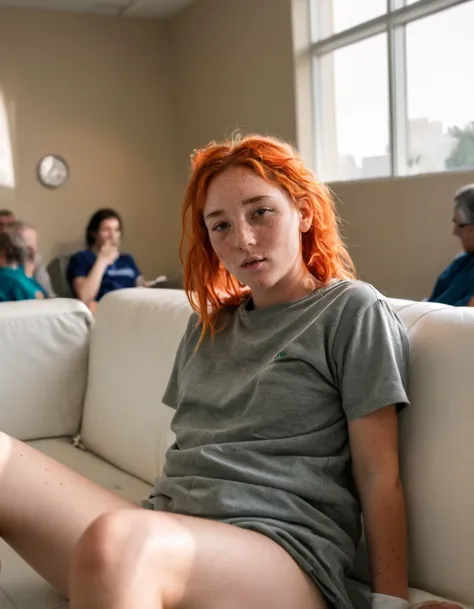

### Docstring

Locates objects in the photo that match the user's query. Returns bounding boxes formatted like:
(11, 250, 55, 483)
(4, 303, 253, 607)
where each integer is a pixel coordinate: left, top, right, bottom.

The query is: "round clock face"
(37, 154, 68, 189)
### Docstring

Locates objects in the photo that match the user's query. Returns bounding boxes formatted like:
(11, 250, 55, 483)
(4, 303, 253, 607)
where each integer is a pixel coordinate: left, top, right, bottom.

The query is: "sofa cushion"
(0, 299, 92, 440)
(29, 438, 152, 501)
(80, 289, 192, 485)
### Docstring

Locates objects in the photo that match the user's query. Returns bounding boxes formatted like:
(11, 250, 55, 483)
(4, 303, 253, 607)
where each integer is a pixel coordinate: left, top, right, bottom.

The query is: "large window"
(0, 92, 14, 190)
(310, 0, 474, 182)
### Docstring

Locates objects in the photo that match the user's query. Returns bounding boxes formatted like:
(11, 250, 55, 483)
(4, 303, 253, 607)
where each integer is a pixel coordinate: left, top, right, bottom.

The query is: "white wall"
(331, 171, 474, 300)
(3, 1, 469, 299)
(0, 8, 182, 277)
(169, 0, 297, 177)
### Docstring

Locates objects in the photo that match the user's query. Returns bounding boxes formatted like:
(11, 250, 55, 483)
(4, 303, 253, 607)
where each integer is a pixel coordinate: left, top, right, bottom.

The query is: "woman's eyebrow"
(205, 195, 270, 221)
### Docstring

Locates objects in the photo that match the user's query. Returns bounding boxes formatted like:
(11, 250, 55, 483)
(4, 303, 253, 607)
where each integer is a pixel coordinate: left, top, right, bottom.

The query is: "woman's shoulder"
(118, 252, 136, 262)
(10, 270, 39, 299)
(450, 252, 474, 271)
(323, 279, 384, 312)
(317, 279, 399, 339)
(69, 249, 92, 262)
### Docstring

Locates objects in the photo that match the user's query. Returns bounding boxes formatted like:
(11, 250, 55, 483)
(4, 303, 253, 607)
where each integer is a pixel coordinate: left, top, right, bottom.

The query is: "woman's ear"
(297, 198, 313, 233)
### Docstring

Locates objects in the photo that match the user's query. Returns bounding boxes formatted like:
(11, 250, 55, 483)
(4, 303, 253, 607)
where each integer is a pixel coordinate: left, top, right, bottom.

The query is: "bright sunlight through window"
(0, 92, 15, 189)
(310, 0, 474, 182)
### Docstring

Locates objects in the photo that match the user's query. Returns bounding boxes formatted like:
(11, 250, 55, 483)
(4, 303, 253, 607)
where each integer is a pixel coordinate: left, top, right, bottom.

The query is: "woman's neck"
(251, 265, 320, 310)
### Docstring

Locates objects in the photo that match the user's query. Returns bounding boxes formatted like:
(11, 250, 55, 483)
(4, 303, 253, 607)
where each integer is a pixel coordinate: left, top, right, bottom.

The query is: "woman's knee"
(71, 509, 194, 583)
(72, 509, 141, 575)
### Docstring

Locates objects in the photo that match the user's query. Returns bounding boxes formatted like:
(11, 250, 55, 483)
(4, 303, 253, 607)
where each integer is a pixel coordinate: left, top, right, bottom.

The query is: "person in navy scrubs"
(428, 184, 474, 307)
(67, 208, 147, 310)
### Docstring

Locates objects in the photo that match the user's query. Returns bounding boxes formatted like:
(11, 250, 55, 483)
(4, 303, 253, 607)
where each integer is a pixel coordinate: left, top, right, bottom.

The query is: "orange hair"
(180, 134, 356, 342)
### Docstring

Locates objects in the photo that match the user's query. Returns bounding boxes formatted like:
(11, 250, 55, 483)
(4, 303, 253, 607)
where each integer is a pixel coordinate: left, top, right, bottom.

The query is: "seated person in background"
(10, 221, 55, 298)
(428, 184, 474, 306)
(0, 231, 46, 302)
(0, 209, 15, 232)
(67, 208, 145, 309)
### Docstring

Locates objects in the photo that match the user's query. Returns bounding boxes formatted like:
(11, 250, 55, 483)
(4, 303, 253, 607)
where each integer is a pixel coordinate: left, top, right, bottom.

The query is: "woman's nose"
(232, 223, 257, 248)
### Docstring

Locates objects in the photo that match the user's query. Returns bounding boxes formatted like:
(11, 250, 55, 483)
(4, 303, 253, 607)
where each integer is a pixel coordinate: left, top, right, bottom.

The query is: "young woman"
(0, 135, 457, 609)
(67, 208, 145, 308)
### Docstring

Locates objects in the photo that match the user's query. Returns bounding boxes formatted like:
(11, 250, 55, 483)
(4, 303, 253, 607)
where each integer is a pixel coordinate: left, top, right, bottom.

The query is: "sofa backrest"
(0, 298, 92, 440)
(386, 298, 474, 605)
(80, 288, 191, 485)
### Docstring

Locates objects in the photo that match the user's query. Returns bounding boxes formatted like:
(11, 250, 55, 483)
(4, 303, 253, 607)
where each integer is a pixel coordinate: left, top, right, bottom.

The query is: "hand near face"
(98, 240, 119, 266)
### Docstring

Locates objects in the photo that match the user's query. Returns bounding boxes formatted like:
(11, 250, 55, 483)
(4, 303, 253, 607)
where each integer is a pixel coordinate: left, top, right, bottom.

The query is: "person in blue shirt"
(428, 184, 474, 307)
(0, 230, 46, 302)
(67, 208, 146, 310)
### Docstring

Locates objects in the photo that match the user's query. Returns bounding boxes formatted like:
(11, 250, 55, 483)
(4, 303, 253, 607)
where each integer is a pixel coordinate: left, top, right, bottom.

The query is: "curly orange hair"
(180, 134, 356, 341)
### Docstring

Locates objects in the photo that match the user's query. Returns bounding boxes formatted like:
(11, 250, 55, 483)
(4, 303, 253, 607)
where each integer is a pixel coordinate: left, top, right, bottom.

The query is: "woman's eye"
(253, 208, 271, 218)
(212, 222, 230, 232)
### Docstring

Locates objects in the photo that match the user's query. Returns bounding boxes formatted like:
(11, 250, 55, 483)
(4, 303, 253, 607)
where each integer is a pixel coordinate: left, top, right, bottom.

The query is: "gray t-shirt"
(149, 280, 409, 609)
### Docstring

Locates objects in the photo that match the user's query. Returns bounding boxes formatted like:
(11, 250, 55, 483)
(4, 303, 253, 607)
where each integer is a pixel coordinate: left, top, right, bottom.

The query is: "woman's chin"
(232, 270, 269, 289)
(246, 277, 278, 294)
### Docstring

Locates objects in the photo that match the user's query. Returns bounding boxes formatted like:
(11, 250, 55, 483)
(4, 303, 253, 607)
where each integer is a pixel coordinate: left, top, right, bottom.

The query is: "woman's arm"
(73, 259, 107, 304)
(349, 404, 408, 601)
(73, 244, 118, 304)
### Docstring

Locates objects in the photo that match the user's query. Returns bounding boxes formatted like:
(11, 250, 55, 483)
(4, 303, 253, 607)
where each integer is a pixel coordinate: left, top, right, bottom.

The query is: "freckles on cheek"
(208, 235, 226, 263)
(282, 223, 303, 258)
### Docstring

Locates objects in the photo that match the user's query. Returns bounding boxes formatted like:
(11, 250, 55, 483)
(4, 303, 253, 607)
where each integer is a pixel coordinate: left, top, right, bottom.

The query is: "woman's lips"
(241, 257, 267, 269)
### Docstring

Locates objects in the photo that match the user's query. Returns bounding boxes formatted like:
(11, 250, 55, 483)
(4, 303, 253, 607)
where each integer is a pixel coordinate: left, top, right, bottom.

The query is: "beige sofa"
(0, 289, 472, 609)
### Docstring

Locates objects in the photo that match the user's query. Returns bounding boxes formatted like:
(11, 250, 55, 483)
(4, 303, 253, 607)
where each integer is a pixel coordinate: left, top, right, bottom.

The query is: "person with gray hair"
(0, 231, 46, 302)
(428, 184, 474, 306)
(10, 220, 55, 298)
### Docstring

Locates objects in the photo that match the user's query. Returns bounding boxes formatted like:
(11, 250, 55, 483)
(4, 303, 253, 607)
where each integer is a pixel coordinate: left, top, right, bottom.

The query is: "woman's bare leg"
(0, 432, 327, 608)
(0, 432, 137, 595)
(70, 509, 327, 609)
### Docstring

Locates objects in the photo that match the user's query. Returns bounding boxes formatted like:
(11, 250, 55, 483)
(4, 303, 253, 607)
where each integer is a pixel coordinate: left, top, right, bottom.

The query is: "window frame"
(309, 0, 472, 180)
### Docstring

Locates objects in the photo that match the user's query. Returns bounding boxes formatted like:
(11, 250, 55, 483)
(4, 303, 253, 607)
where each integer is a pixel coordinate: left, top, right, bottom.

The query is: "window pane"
(0, 94, 15, 189)
(312, 0, 387, 41)
(406, 2, 474, 174)
(316, 34, 390, 182)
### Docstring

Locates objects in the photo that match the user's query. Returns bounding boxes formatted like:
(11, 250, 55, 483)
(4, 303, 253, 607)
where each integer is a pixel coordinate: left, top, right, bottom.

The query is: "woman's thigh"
(0, 433, 327, 609)
(0, 433, 138, 595)
(167, 514, 326, 609)
(75, 508, 328, 609)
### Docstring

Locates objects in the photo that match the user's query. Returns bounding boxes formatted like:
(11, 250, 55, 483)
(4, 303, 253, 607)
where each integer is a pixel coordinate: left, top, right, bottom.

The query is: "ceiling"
(0, 0, 194, 18)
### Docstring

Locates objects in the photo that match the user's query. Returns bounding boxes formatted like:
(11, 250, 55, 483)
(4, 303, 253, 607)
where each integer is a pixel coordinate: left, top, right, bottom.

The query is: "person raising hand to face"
(67, 209, 145, 310)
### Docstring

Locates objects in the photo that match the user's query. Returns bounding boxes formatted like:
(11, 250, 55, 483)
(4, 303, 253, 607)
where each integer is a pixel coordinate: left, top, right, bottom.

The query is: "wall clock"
(37, 154, 69, 189)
